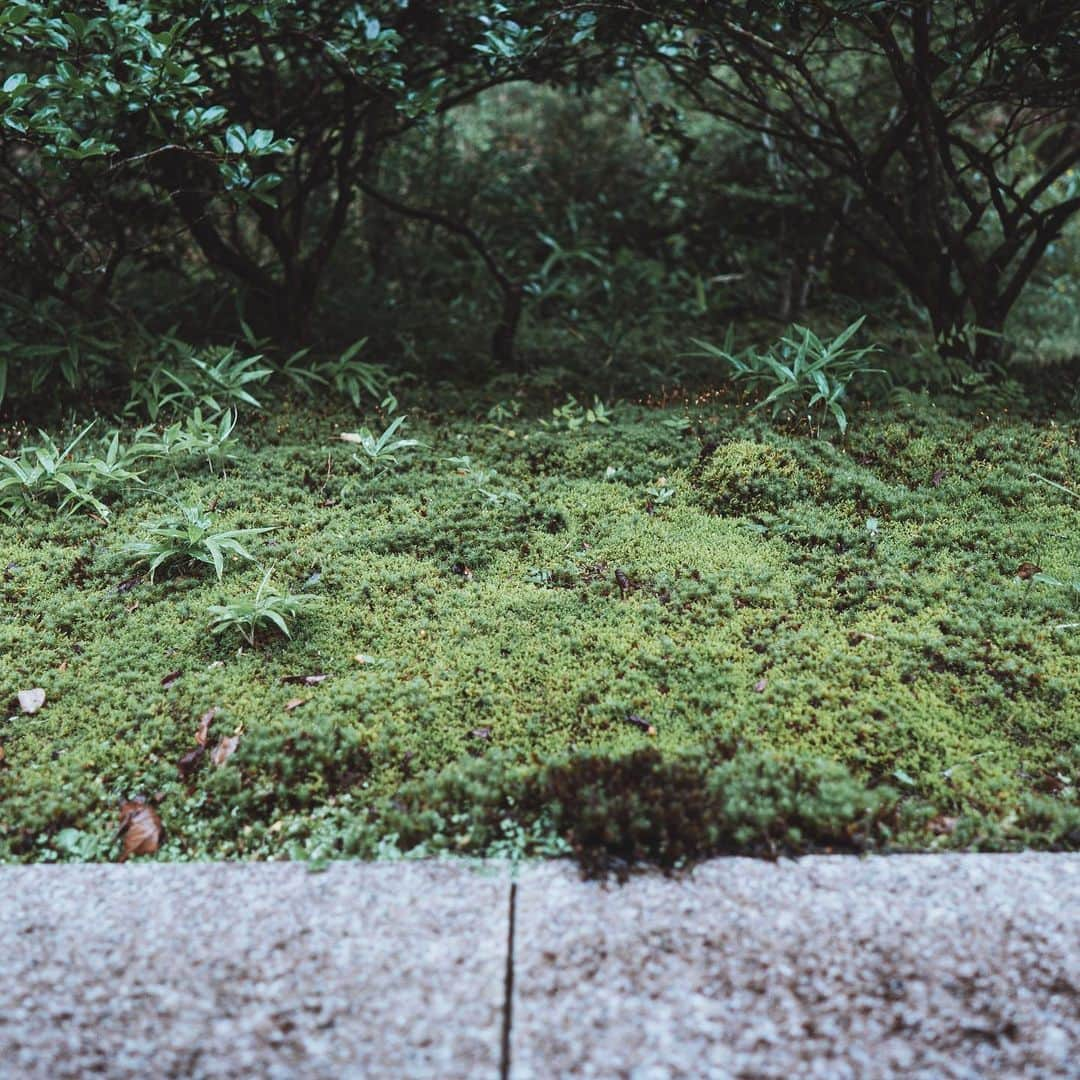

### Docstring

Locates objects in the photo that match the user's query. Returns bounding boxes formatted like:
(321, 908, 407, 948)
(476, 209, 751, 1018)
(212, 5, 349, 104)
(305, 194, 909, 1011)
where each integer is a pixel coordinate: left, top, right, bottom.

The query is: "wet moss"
(0, 389, 1077, 864)
(694, 439, 819, 516)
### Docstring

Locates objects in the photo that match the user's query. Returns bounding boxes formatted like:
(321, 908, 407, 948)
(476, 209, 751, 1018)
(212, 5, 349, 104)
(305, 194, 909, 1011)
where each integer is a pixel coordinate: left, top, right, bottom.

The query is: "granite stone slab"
(511, 854, 1080, 1079)
(0, 861, 509, 1080)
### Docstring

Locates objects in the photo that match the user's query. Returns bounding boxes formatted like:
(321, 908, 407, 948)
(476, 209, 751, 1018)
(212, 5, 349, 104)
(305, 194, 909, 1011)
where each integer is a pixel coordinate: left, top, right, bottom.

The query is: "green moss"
(694, 439, 824, 516)
(0, 388, 1077, 865)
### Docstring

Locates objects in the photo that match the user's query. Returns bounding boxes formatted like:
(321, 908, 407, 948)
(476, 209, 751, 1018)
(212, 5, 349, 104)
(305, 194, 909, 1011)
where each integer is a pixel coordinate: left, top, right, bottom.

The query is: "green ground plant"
(691, 318, 881, 436)
(147, 409, 240, 474)
(124, 502, 272, 581)
(266, 336, 390, 410)
(321, 339, 389, 411)
(127, 343, 272, 420)
(208, 567, 318, 647)
(341, 415, 421, 474)
(0, 423, 148, 519)
(1032, 575, 1080, 632)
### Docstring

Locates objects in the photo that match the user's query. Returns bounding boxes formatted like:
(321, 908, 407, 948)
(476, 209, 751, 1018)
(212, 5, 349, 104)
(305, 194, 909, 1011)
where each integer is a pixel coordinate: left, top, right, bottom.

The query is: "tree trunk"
(492, 283, 524, 370)
(970, 303, 1008, 370)
(925, 286, 971, 363)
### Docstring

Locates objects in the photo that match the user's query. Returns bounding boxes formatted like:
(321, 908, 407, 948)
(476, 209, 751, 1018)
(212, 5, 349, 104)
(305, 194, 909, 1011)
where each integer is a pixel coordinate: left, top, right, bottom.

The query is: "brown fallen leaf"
(1015, 562, 1042, 581)
(195, 707, 218, 747)
(281, 674, 329, 686)
(1038, 771, 1068, 795)
(177, 745, 205, 780)
(929, 815, 959, 836)
(161, 669, 182, 690)
(211, 733, 240, 766)
(284, 697, 306, 712)
(614, 568, 631, 598)
(117, 799, 163, 862)
(931, 469, 945, 487)
(470, 726, 492, 741)
(753, 678, 767, 693)
(338, 432, 365, 444)
(18, 688, 46, 714)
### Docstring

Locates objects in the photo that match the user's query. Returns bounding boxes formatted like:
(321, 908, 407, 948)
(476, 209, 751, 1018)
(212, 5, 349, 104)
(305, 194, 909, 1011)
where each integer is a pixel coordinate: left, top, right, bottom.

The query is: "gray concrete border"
(1, 855, 1077, 1078)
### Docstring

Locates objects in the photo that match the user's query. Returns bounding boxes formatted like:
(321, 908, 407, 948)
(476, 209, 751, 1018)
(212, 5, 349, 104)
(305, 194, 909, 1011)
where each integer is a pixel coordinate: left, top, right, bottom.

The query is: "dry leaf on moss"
(118, 800, 163, 862)
(195, 707, 218, 747)
(177, 746, 204, 780)
(211, 733, 240, 766)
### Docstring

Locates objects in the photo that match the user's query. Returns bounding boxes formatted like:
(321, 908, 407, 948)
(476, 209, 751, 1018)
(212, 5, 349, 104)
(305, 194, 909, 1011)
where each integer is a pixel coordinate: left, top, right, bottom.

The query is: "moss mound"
(694, 439, 822, 516)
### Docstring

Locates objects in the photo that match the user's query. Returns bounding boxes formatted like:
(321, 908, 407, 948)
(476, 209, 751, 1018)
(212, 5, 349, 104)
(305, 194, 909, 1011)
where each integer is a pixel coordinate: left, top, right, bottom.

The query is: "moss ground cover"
(1, 380, 1078, 867)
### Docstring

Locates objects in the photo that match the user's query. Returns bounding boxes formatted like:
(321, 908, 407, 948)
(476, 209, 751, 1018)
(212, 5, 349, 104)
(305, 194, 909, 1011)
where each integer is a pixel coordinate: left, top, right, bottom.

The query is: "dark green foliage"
(611, 1, 1080, 366)
(3, 1, 1077, 400)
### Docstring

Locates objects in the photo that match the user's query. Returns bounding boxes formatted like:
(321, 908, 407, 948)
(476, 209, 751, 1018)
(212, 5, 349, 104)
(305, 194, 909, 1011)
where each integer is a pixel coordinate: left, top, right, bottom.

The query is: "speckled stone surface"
(511, 854, 1080, 1080)
(2, 855, 1077, 1079)
(0, 862, 508, 1080)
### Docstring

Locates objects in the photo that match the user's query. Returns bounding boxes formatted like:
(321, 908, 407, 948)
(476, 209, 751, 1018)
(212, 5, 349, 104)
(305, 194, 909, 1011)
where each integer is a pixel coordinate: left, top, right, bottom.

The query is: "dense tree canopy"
(0, 3, 607, 343)
(595, 0, 1080, 362)
(1, 0, 1078, 396)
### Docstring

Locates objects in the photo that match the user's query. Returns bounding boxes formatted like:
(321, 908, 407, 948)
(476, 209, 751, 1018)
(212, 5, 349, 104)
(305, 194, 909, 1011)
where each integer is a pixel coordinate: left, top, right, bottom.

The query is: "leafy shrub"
(691, 318, 880, 435)
(0, 423, 148, 519)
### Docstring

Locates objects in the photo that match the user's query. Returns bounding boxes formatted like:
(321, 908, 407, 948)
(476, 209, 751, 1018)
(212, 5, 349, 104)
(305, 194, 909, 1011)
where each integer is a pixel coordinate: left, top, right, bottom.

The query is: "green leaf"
(263, 609, 292, 637)
(830, 316, 867, 351)
(206, 539, 225, 579)
(225, 124, 247, 154)
(248, 128, 275, 152)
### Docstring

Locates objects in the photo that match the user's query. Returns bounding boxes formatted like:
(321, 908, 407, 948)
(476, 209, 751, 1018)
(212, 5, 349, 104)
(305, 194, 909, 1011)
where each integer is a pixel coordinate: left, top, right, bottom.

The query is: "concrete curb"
(1, 855, 1077, 1078)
